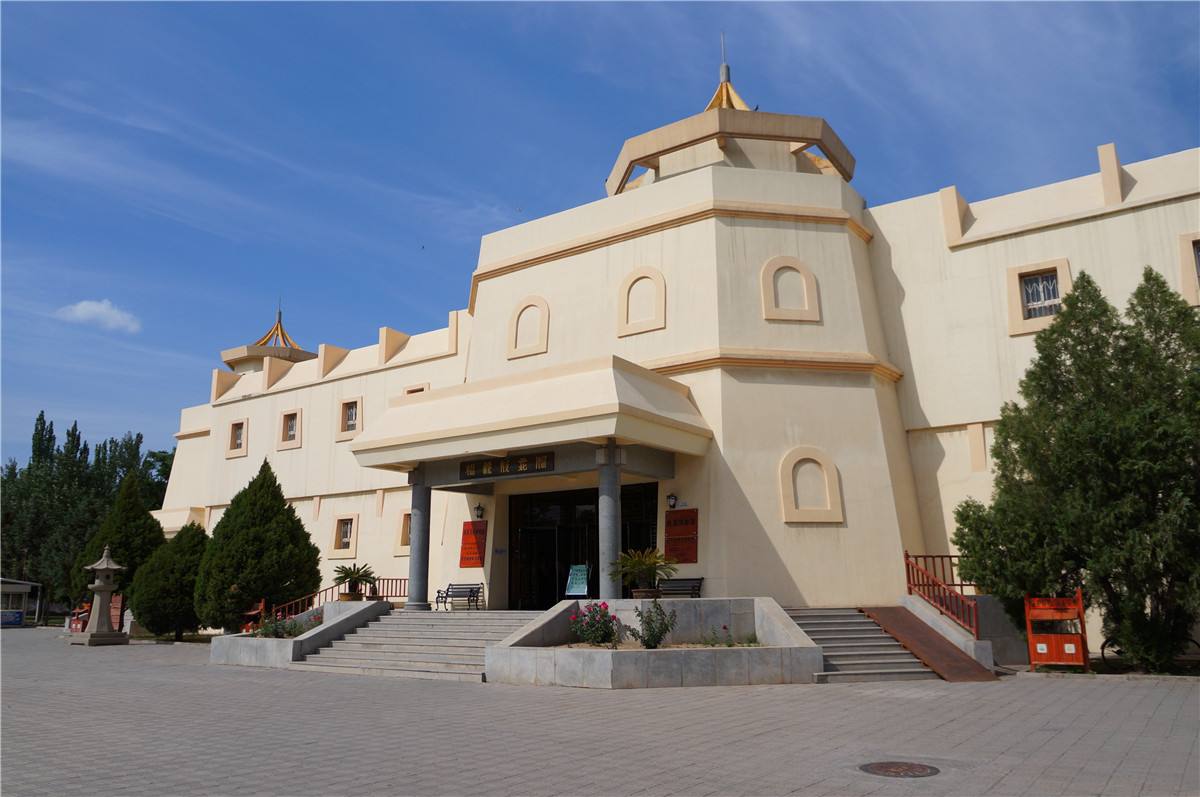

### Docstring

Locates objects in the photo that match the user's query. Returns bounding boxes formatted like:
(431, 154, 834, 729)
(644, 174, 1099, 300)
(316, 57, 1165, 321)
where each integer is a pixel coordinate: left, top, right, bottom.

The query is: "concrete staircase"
(786, 607, 939, 683)
(290, 609, 542, 681)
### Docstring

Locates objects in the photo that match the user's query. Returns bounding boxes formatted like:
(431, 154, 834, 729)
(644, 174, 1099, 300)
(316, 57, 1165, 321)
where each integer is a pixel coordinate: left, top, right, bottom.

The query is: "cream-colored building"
(154, 70, 1200, 612)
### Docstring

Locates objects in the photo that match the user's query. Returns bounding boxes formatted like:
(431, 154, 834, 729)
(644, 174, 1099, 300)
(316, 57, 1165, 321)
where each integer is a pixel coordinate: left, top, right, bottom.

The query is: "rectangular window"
(401, 513, 411, 547)
(1193, 240, 1199, 285)
(1021, 271, 1061, 320)
(230, 422, 245, 450)
(335, 518, 354, 550)
(334, 398, 363, 442)
(282, 413, 297, 442)
(342, 402, 357, 432)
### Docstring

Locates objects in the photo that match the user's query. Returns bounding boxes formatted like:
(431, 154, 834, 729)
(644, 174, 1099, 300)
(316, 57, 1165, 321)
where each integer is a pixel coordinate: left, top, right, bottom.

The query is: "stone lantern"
(69, 545, 129, 647)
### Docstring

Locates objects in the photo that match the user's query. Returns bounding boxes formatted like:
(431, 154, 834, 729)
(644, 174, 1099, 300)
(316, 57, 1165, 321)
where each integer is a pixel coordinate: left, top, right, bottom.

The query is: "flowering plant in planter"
(569, 601, 619, 646)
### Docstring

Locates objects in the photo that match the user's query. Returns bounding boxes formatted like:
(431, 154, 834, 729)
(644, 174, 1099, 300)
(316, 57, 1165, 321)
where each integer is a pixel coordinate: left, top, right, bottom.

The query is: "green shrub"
(628, 599, 676, 650)
(253, 608, 323, 639)
(194, 461, 321, 632)
(130, 523, 207, 641)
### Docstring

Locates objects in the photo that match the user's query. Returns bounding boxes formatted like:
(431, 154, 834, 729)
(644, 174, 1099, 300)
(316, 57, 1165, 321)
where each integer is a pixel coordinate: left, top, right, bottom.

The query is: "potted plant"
(333, 564, 377, 601)
(610, 548, 678, 599)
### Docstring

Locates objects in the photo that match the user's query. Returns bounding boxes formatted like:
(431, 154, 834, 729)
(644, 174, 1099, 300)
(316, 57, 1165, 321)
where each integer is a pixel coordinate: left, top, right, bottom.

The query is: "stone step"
(388, 612, 542, 619)
(350, 628, 513, 640)
(345, 635, 490, 649)
(784, 608, 862, 617)
(824, 648, 920, 661)
(805, 632, 892, 642)
(316, 647, 484, 665)
(369, 621, 527, 633)
(798, 625, 886, 635)
(813, 668, 940, 684)
(309, 651, 484, 672)
(289, 661, 483, 682)
(824, 658, 929, 672)
(792, 617, 878, 627)
(817, 640, 906, 653)
(333, 640, 490, 655)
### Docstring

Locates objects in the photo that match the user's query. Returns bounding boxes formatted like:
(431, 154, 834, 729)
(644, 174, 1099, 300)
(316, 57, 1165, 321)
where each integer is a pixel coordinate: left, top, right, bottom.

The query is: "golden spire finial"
(252, 304, 300, 349)
(705, 33, 751, 112)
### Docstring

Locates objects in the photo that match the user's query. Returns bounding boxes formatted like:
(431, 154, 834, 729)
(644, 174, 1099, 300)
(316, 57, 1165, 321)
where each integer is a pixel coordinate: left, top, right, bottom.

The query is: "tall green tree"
(130, 523, 208, 641)
(73, 474, 166, 609)
(954, 269, 1200, 671)
(195, 461, 321, 632)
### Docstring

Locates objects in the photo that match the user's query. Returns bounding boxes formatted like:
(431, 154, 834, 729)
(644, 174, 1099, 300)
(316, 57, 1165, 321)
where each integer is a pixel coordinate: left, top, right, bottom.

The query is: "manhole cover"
(858, 761, 941, 778)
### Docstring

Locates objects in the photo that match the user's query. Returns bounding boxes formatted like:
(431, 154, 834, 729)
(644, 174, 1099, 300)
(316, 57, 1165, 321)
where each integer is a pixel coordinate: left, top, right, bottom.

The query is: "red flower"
(611, 615, 617, 621)
(570, 615, 577, 621)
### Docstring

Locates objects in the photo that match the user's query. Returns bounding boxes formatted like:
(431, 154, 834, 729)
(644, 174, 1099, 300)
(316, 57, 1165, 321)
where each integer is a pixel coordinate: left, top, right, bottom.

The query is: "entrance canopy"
(351, 356, 712, 470)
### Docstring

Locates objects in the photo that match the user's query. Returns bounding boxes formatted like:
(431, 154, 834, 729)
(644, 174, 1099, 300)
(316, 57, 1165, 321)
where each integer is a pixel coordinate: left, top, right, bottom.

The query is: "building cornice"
(468, 200, 872, 312)
(645, 347, 903, 382)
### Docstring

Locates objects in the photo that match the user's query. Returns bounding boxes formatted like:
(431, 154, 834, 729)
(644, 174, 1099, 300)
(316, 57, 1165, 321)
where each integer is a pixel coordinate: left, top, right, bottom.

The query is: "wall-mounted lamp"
(666, 493, 678, 510)
(474, 503, 486, 520)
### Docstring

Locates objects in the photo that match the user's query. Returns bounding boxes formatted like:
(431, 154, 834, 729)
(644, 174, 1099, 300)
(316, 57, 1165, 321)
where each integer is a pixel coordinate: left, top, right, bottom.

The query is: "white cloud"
(53, 299, 142, 334)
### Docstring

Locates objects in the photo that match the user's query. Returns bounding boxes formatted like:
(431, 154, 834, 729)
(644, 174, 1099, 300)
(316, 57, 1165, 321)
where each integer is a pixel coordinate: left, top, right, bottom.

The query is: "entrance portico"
(350, 356, 711, 610)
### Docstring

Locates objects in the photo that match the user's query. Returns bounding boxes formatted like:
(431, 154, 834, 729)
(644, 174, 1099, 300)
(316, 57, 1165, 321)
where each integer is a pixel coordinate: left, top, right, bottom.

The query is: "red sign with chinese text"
(459, 521, 488, 568)
(664, 509, 698, 564)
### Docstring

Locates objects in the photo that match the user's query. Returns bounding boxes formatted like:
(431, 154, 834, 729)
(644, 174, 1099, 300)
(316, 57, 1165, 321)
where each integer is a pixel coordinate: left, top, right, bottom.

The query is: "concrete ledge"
(210, 600, 390, 669)
(900, 594, 994, 668)
(486, 597, 822, 688)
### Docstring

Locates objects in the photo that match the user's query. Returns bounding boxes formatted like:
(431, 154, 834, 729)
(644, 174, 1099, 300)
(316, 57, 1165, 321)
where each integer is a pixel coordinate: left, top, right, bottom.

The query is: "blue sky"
(3, 2, 1198, 464)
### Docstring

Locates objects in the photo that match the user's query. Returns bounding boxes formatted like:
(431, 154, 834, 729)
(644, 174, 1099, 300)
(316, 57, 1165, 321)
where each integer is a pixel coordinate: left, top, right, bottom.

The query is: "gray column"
(597, 438, 622, 600)
(406, 475, 432, 611)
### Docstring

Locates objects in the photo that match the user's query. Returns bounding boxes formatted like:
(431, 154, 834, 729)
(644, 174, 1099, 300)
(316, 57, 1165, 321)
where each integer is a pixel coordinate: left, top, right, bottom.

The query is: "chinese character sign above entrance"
(664, 508, 698, 564)
(459, 452, 555, 481)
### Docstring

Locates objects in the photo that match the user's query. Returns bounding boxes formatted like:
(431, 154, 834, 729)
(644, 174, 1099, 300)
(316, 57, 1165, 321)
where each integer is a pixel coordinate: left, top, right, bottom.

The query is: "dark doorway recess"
(508, 483, 657, 610)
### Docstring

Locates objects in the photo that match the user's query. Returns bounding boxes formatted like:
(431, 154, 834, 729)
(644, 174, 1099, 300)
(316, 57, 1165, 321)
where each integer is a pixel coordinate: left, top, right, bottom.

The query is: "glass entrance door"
(508, 483, 657, 610)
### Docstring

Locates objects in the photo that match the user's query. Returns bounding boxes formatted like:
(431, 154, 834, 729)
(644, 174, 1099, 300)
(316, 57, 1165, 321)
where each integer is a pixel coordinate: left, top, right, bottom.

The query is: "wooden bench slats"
(658, 578, 703, 598)
(435, 582, 484, 610)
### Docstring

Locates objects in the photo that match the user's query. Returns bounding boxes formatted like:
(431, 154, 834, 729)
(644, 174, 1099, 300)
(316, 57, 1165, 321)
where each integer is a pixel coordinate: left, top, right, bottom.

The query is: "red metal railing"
(904, 551, 979, 638)
(905, 553, 975, 594)
(269, 578, 408, 620)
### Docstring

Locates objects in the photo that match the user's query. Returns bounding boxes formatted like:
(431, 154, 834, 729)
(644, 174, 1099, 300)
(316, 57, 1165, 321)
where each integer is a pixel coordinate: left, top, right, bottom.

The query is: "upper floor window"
(1007, 259, 1072, 336)
(335, 517, 354, 550)
(335, 397, 363, 442)
(1021, 271, 1062, 320)
(277, 409, 302, 451)
(225, 419, 249, 459)
(1193, 240, 1199, 285)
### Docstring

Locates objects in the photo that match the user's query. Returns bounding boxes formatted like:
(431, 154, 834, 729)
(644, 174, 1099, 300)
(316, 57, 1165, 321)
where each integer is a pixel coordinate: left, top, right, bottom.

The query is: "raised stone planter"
(485, 597, 823, 688)
(209, 600, 389, 669)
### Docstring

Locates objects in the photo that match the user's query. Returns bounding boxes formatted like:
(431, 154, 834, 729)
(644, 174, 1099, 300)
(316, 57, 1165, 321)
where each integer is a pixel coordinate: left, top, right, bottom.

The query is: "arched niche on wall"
(507, 295, 549, 359)
(617, 266, 667, 337)
(779, 445, 844, 523)
(761, 256, 820, 322)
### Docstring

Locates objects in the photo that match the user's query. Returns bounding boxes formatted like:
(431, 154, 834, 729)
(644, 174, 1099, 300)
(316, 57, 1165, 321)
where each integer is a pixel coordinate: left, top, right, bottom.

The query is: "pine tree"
(195, 460, 321, 632)
(954, 269, 1200, 671)
(130, 523, 208, 641)
(73, 474, 166, 609)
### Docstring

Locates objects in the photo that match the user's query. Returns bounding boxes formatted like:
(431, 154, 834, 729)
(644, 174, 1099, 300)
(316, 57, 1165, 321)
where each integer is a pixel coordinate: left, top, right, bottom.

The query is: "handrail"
(905, 553, 975, 593)
(904, 551, 979, 639)
(269, 578, 408, 621)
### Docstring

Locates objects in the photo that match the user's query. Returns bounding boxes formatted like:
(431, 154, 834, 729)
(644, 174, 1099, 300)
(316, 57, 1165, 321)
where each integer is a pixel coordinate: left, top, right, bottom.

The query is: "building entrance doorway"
(508, 483, 658, 610)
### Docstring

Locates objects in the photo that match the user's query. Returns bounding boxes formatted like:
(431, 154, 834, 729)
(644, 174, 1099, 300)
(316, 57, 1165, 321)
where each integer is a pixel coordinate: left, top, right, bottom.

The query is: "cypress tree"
(73, 474, 166, 605)
(195, 460, 321, 632)
(954, 269, 1200, 671)
(130, 523, 208, 641)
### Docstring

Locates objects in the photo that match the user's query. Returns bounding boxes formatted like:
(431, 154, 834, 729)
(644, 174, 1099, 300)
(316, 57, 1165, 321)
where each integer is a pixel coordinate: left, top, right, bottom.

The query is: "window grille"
(1021, 271, 1061, 320)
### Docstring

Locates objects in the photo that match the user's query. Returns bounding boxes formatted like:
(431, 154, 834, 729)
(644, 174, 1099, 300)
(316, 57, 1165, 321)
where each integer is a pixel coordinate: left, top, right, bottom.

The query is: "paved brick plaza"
(2, 629, 1196, 797)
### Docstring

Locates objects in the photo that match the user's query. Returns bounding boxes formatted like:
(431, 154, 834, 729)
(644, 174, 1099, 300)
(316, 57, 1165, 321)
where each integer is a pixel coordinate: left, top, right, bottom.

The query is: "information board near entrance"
(459, 521, 488, 568)
(665, 509, 699, 564)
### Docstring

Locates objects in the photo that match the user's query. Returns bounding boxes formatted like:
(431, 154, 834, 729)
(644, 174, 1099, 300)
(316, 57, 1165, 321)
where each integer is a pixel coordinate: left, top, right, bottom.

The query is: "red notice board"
(459, 521, 488, 568)
(664, 509, 698, 564)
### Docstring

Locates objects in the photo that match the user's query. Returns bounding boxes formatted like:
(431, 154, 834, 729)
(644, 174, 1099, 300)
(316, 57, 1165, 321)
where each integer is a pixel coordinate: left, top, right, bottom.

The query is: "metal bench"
(658, 578, 704, 598)
(435, 582, 484, 611)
